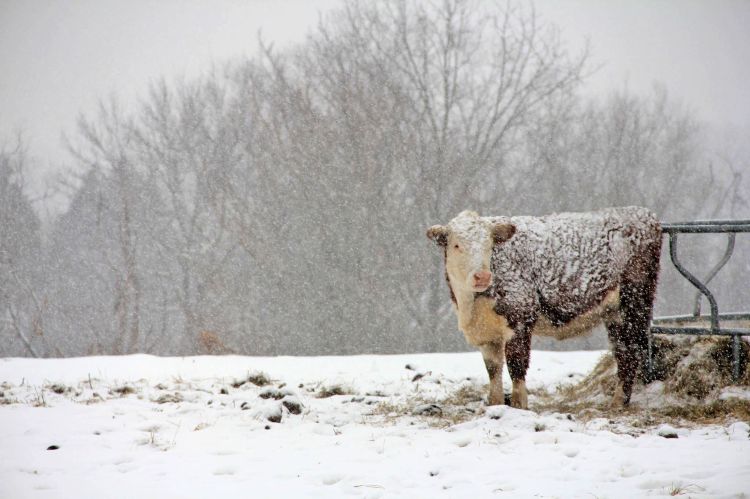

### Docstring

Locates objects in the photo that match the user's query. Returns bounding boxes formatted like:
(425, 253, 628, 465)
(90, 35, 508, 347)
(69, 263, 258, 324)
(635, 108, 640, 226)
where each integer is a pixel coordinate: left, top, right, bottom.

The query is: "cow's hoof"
(510, 380, 528, 409)
(510, 394, 528, 410)
(610, 383, 627, 410)
(487, 392, 507, 406)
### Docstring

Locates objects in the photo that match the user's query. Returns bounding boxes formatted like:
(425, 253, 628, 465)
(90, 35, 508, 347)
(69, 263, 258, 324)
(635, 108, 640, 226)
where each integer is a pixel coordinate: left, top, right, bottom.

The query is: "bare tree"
(131, 78, 246, 351)
(518, 85, 706, 219)
(46, 100, 172, 354)
(0, 136, 45, 356)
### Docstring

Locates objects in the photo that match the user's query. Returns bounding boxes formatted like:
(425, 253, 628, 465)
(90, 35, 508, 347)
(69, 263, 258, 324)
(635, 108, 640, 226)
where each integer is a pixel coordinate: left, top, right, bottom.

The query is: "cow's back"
(491, 206, 660, 322)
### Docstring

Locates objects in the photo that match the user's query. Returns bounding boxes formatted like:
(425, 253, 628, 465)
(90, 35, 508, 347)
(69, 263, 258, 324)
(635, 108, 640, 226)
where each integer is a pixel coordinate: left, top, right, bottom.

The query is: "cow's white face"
(427, 211, 516, 294)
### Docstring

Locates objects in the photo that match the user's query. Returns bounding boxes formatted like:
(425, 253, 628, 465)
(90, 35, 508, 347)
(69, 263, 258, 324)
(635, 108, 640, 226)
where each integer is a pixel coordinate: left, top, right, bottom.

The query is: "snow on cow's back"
(489, 206, 660, 309)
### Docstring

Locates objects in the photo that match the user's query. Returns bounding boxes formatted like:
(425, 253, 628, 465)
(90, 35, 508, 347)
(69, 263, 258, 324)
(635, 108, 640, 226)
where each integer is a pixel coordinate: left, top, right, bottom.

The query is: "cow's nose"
(473, 271, 492, 284)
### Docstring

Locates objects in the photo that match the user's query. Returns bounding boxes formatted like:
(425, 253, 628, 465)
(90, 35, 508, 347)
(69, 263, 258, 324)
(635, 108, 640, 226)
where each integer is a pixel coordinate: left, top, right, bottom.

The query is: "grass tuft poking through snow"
(316, 384, 354, 399)
(231, 371, 271, 388)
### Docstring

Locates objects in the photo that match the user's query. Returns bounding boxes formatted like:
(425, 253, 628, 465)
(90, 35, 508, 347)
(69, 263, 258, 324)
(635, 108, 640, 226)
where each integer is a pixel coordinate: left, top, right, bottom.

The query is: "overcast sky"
(1, 0, 749, 194)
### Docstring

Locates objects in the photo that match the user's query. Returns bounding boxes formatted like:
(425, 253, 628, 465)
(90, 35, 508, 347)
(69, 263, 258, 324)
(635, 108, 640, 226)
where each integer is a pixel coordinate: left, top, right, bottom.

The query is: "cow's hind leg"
(480, 342, 506, 406)
(505, 327, 532, 409)
(605, 319, 637, 408)
(606, 278, 657, 408)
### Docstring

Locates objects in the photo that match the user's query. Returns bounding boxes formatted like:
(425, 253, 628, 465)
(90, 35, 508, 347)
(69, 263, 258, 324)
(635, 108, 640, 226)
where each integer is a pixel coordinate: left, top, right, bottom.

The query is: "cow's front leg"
(505, 326, 532, 409)
(480, 342, 505, 406)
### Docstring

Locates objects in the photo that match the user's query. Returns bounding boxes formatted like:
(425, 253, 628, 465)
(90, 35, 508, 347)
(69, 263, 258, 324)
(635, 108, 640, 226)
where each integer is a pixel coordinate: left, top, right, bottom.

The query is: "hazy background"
(2, 0, 748, 201)
(1, 0, 748, 357)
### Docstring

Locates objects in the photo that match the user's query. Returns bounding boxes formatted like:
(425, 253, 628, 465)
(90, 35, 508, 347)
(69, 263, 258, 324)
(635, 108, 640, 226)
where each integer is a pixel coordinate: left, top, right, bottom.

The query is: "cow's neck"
(452, 285, 481, 331)
(451, 283, 513, 346)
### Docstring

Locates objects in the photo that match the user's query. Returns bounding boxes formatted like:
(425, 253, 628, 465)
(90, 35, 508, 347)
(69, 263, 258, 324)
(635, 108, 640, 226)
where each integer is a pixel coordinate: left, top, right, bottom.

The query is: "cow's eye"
(454, 244, 460, 250)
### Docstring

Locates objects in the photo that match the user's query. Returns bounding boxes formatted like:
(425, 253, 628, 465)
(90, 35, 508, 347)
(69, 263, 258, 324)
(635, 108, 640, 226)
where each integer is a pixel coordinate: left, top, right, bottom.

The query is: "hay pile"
(537, 336, 750, 423)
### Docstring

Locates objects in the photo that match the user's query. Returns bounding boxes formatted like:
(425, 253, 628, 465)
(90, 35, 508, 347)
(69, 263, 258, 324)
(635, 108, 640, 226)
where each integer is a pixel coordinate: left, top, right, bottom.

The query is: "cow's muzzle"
(472, 271, 492, 291)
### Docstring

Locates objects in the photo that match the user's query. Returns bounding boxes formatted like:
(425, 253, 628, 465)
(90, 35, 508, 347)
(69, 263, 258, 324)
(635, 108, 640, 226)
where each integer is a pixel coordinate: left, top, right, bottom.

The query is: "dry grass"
(316, 384, 354, 399)
(231, 372, 271, 388)
(371, 384, 486, 428)
(369, 400, 414, 422)
(534, 336, 750, 425)
(441, 384, 486, 406)
(665, 483, 705, 496)
(111, 385, 137, 396)
(48, 384, 69, 394)
(657, 399, 750, 424)
(247, 372, 271, 387)
(152, 393, 183, 404)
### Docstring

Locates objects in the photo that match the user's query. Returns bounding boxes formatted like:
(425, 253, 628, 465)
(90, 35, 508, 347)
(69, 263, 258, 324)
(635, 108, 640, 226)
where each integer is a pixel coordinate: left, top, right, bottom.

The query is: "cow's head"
(427, 211, 516, 293)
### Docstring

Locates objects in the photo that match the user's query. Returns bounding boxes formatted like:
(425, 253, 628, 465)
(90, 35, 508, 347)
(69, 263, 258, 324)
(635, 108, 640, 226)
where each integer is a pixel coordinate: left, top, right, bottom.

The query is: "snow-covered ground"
(1, 351, 748, 498)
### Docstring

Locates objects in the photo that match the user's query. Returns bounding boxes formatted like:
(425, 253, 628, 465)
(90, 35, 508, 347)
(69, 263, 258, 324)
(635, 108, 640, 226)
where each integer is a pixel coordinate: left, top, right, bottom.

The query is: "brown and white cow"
(427, 207, 661, 409)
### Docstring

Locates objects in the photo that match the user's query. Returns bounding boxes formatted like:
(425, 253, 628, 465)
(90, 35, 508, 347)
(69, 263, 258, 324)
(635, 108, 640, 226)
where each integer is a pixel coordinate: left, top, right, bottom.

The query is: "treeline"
(1, 1, 746, 357)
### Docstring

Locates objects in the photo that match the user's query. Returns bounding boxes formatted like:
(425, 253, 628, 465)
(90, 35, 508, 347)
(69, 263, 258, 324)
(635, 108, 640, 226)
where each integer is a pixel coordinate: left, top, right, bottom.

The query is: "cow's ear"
(426, 225, 449, 247)
(492, 223, 516, 244)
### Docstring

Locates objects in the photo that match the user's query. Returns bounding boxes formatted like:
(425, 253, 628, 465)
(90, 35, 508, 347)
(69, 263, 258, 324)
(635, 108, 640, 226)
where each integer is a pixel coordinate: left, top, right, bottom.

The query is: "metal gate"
(649, 219, 750, 381)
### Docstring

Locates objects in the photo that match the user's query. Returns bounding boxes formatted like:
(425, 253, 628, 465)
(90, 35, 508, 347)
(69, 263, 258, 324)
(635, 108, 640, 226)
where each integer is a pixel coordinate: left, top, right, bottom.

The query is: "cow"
(426, 207, 661, 409)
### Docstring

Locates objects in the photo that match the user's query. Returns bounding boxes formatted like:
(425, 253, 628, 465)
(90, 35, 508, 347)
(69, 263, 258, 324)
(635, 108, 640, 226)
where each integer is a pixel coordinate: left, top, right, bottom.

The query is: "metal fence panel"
(650, 220, 750, 382)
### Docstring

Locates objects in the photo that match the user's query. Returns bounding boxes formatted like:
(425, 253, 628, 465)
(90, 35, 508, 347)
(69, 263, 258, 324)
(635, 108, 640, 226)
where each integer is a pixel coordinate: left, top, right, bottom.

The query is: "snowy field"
(1, 351, 749, 498)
